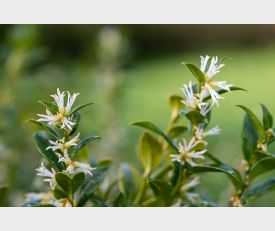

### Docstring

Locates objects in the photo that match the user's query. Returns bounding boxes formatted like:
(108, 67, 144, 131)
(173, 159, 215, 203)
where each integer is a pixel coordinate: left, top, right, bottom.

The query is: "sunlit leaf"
(139, 132, 162, 176)
(181, 62, 205, 83)
(249, 155, 275, 182)
(131, 121, 178, 152)
(69, 102, 94, 116)
(167, 125, 187, 139)
(261, 104, 273, 130)
(187, 164, 243, 189)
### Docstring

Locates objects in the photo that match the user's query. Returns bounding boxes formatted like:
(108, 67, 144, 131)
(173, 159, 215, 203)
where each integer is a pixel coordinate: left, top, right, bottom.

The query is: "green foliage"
(76, 164, 110, 206)
(68, 102, 94, 116)
(139, 132, 162, 176)
(71, 136, 101, 157)
(241, 178, 275, 204)
(24, 56, 275, 207)
(33, 131, 65, 170)
(181, 62, 206, 84)
(187, 164, 243, 190)
(131, 121, 178, 152)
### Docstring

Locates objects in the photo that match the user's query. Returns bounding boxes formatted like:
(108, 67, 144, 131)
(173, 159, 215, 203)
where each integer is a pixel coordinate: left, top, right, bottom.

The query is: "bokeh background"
(1, 25, 275, 206)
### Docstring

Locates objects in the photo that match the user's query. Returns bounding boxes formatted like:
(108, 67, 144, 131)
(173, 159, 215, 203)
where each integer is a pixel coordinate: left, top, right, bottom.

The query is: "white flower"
(37, 88, 79, 131)
(181, 177, 200, 192)
(50, 88, 79, 115)
(36, 162, 56, 189)
(181, 81, 208, 111)
(194, 126, 221, 140)
(57, 153, 95, 176)
(170, 138, 207, 166)
(180, 177, 200, 203)
(46, 133, 80, 155)
(200, 56, 233, 106)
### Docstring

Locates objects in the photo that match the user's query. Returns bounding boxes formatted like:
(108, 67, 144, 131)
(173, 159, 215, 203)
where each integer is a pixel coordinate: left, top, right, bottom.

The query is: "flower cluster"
(35, 89, 95, 190)
(170, 56, 229, 166)
(37, 88, 79, 131)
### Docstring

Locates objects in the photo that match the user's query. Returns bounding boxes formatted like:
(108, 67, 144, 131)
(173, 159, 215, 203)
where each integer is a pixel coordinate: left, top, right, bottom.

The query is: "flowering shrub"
(24, 56, 275, 207)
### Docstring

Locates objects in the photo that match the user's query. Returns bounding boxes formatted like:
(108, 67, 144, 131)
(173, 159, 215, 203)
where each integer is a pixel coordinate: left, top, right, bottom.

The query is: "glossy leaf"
(33, 131, 65, 170)
(69, 102, 94, 116)
(28, 119, 61, 139)
(55, 172, 85, 196)
(76, 164, 110, 206)
(248, 155, 275, 182)
(131, 121, 178, 152)
(187, 164, 243, 189)
(168, 94, 184, 122)
(185, 110, 206, 125)
(241, 178, 275, 204)
(139, 132, 162, 176)
(72, 172, 86, 193)
(167, 125, 187, 139)
(261, 104, 273, 130)
(148, 179, 174, 206)
(38, 100, 58, 114)
(71, 136, 101, 157)
(242, 114, 258, 161)
(55, 172, 72, 195)
(238, 105, 265, 140)
(181, 62, 205, 83)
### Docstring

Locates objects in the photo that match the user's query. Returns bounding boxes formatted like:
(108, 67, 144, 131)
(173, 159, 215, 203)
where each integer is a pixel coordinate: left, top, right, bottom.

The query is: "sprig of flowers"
(170, 56, 231, 166)
(25, 88, 104, 207)
(37, 88, 79, 131)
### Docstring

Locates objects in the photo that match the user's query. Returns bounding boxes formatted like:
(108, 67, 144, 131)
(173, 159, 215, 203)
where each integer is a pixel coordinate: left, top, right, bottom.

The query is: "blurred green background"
(1, 25, 275, 206)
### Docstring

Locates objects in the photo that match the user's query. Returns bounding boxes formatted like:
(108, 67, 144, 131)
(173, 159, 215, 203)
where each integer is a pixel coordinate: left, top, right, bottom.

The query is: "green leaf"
(242, 114, 258, 161)
(38, 100, 58, 114)
(168, 94, 184, 122)
(185, 110, 206, 125)
(72, 172, 86, 193)
(0, 186, 8, 206)
(181, 62, 206, 83)
(69, 112, 81, 136)
(33, 131, 65, 170)
(204, 87, 246, 101)
(237, 105, 265, 140)
(55, 172, 85, 197)
(118, 164, 136, 205)
(187, 164, 243, 189)
(131, 121, 178, 152)
(205, 152, 222, 164)
(28, 119, 61, 139)
(248, 155, 275, 182)
(148, 179, 174, 206)
(241, 178, 275, 204)
(69, 102, 94, 116)
(55, 172, 72, 196)
(261, 104, 273, 130)
(139, 132, 162, 176)
(76, 164, 110, 206)
(167, 125, 187, 139)
(53, 187, 68, 200)
(71, 136, 101, 157)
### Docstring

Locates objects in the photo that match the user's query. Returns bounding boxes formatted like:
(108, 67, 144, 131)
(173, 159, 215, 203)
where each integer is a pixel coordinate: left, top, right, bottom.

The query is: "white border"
(0, 0, 275, 23)
(0, 207, 274, 231)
